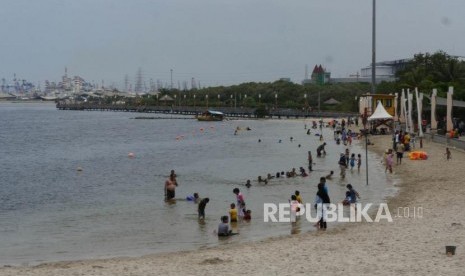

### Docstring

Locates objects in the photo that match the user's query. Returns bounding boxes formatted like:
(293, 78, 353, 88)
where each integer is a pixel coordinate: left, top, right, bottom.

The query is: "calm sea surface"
(0, 102, 398, 265)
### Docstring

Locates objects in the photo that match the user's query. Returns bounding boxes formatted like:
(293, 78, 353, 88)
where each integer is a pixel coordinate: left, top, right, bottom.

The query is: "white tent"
(368, 101, 393, 121)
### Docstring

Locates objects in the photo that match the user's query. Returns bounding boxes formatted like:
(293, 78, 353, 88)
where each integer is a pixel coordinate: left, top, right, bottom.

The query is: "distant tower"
(135, 68, 143, 93)
(191, 77, 196, 90)
(124, 74, 129, 92)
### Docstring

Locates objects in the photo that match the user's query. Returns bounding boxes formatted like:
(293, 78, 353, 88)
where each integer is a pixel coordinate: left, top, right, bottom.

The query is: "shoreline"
(2, 135, 464, 275)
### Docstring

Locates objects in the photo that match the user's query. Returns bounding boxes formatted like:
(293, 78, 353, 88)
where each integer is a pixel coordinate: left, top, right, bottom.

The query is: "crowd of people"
(164, 118, 367, 237)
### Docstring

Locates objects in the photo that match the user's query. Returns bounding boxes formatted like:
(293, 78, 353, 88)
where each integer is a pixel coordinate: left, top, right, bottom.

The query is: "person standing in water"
(316, 143, 327, 157)
(165, 174, 178, 200)
(198, 198, 210, 220)
(338, 153, 348, 178)
(308, 151, 313, 171)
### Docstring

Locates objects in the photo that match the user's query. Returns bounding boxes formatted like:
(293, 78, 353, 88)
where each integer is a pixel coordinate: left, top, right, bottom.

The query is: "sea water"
(0, 102, 398, 265)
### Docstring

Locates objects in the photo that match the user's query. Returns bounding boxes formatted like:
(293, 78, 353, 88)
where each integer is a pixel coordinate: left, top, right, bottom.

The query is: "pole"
(371, 0, 376, 94)
(170, 69, 173, 90)
(363, 108, 369, 185)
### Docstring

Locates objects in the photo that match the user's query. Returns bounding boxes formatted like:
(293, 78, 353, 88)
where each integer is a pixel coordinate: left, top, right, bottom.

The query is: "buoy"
(128, 152, 135, 158)
(200, 128, 204, 131)
(76, 166, 83, 172)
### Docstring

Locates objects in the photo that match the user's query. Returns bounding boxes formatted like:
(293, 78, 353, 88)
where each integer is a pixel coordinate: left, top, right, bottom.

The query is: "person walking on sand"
(385, 149, 394, 173)
(396, 142, 405, 165)
(357, 154, 362, 173)
(445, 147, 452, 160)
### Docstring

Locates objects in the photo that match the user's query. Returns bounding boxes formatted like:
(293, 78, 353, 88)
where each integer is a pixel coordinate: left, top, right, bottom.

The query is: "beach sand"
(1, 135, 464, 275)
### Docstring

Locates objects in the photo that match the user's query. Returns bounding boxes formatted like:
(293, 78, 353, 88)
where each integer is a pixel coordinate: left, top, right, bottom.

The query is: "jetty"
(56, 102, 356, 119)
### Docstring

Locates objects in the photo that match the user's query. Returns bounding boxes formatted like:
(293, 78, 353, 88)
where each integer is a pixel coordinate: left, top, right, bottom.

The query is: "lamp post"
(244, 94, 247, 108)
(217, 94, 220, 108)
(258, 94, 261, 105)
(275, 93, 278, 108)
(156, 93, 159, 106)
(371, 0, 376, 94)
(194, 94, 196, 111)
(174, 94, 177, 109)
(230, 94, 233, 108)
(206, 94, 209, 109)
(170, 69, 173, 90)
(304, 94, 307, 115)
(183, 94, 186, 107)
(362, 108, 369, 185)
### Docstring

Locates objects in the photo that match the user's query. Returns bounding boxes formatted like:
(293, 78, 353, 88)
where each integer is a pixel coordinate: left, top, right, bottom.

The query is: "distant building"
(330, 58, 410, 84)
(302, 64, 330, 85)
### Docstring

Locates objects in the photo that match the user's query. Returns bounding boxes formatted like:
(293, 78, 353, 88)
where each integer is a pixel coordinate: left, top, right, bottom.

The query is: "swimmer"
(245, 179, 252, 188)
(186, 193, 200, 202)
(325, 171, 334, 179)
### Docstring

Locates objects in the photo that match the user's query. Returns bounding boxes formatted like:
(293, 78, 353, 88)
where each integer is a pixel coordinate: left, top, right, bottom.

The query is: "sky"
(1, 0, 464, 89)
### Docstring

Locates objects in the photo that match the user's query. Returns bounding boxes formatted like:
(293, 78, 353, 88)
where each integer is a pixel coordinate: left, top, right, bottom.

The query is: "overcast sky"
(1, 0, 463, 89)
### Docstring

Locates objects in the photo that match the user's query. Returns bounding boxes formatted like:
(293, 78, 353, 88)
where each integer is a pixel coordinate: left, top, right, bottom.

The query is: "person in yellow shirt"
(403, 133, 411, 151)
(295, 190, 303, 204)
(229, 203, 238, 222)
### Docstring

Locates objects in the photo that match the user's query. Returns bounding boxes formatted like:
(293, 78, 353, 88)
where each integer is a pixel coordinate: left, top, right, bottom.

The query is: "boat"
(196, 110, 224, 121)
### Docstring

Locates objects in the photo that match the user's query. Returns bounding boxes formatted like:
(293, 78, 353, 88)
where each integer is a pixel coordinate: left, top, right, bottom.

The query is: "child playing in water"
(349, 153, 356, 171)
(342, 191, 351, 206)
(217, 216, 238, 237)
(238, 202, 246, 220)
(198, 198, 210, 220)
(295, 190, 303, 204)
(243, 210, 251, 221)
(186, 193, 199, 202)
(229, 203, 238, 222)
(346, 184, 360, 204)
(325, 171, 334, 179)
(233, 188, 245, 207)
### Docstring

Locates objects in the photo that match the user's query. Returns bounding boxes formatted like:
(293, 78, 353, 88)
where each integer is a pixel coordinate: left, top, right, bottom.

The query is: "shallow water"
(0, 102, 398, 265)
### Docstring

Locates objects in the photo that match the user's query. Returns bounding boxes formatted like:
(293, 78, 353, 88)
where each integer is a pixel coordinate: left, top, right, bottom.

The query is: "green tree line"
(137, 50, 465, 113)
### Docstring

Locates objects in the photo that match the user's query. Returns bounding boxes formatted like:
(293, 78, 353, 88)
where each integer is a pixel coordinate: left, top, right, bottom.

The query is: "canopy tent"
(323, 98, 341, 105)
(368, 101, 393, 121)
(159, 95, 174, 101)
(368, 101, 393, 133)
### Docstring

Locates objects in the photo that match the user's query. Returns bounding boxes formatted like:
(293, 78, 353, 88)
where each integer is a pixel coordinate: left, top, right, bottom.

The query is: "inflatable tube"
(408, 151, 428, 160)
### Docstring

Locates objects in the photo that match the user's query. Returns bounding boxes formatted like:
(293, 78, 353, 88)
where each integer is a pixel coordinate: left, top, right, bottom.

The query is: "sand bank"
(1, 135, 464, 275)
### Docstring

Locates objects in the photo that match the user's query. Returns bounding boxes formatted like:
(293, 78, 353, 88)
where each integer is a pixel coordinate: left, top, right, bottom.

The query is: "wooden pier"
(56, 102, 356, 119)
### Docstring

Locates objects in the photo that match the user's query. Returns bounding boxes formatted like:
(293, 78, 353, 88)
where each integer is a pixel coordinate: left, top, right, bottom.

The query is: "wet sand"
(1, 135, 464, 275)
